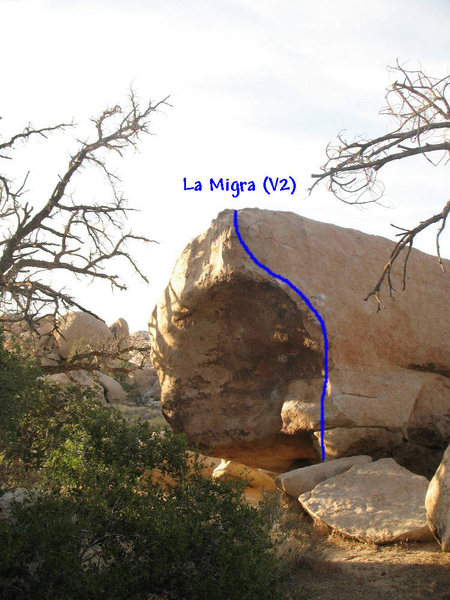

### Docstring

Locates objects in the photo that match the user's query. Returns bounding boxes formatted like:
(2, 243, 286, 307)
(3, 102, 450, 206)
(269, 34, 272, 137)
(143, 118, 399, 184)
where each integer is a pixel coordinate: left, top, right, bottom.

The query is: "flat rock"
(426, 445, 450, 551)
(299, 458, 433, 544)
(276, 455, 372, 498)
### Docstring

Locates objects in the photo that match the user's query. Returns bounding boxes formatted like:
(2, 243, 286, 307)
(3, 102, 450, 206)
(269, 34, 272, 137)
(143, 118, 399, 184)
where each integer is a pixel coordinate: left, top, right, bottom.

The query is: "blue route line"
(233, 210, 328, 461)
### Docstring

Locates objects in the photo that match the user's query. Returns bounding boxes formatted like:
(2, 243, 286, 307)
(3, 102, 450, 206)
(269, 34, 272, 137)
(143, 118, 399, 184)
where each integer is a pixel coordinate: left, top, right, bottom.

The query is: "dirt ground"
(289, 528, 450, 600)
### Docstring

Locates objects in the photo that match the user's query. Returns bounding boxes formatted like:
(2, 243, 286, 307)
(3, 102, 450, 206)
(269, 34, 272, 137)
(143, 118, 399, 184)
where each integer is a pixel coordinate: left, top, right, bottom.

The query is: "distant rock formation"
(150, 208, 449, 472)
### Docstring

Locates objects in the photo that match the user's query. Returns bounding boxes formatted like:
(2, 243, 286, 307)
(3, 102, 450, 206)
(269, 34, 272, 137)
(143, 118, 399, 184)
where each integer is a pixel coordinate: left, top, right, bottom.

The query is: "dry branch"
(0, 91, 169, 369)
(310, 61, 449, 306)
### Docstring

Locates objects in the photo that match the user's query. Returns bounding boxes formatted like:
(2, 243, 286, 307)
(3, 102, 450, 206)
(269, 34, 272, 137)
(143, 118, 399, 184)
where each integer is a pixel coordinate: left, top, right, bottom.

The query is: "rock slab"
(426, 445, 450, 551)
(299, 458, 433, 544)
(276, 455, 372, 498)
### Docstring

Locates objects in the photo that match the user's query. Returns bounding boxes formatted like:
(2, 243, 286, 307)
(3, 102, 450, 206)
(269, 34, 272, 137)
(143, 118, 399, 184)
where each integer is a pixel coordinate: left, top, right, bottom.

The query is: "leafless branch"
(365, 200, 449, 308)
(309, 61, 449, 303)
(0, 91, 169, 344)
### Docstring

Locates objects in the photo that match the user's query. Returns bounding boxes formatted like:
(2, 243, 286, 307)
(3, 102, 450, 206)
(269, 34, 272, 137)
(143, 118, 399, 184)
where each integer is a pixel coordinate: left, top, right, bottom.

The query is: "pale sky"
(1, 0, 449, 331)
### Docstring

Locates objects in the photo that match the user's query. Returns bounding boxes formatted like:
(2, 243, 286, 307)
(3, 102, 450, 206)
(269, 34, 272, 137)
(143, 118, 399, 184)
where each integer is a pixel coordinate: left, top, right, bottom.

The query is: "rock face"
(299, 458, 433, 544)
(55, 312, 113, 359)
(150, 208, 450, 471)
(276, 455, 372, 498)
(426, 445, 450, 551)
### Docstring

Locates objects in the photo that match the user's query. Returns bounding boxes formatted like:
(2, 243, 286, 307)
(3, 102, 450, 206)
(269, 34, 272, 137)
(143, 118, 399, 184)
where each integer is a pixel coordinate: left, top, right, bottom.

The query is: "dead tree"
(309, 61, 449, 307)
(0, 92, 168, 370)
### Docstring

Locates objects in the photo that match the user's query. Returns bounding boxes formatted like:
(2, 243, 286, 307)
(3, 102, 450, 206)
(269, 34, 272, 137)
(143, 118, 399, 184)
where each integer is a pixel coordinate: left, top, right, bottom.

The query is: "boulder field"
(150, 208, 449, 472)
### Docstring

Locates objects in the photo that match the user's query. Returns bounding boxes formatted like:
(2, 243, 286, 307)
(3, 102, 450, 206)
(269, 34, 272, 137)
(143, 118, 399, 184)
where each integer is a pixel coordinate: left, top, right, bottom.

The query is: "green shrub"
(0, 331, 286, 599)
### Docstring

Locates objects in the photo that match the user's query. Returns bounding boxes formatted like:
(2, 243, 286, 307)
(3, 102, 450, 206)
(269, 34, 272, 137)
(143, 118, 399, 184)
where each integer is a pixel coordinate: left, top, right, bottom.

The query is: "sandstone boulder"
(426, 445, 450, 551)
(276, 455, 372, 498)
(150, 208, 450, 471)
(212, 459, 277, 505)
(299, 458, 433, 544)
(55, 312, 112, 359)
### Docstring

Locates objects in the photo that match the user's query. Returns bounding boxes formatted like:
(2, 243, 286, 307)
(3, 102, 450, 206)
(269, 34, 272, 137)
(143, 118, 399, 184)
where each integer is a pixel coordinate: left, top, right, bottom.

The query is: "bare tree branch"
(309, 61, 449, 305)
(0, 91, 169, 371)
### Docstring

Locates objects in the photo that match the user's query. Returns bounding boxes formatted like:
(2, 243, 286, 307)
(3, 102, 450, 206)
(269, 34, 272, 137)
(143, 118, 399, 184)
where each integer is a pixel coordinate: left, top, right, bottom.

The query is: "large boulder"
(1, 314, 61, 364)
(55, 312, 113, 359)
(299, 458, 433, 544)
(426, 445, 450, 551)
(150, 208, 450, 471)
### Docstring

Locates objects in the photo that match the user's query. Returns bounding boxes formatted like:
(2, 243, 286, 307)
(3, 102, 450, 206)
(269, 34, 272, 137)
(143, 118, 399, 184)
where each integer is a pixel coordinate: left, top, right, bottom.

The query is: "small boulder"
(299, 458, 433, 544)
(276, 455, 372, 498)
(212, 460, 277, 505)
(148, 378, 161, 400)
(426, 445, 450, 551)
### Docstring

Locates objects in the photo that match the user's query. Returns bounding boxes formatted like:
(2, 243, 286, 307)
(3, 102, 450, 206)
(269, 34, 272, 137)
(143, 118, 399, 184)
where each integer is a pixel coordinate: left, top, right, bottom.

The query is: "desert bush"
(0, 331, 286, 599)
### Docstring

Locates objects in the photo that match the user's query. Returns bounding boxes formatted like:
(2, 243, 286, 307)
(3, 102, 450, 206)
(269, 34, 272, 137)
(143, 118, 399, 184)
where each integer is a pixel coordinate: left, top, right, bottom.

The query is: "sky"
(1, 0, 449, 331)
